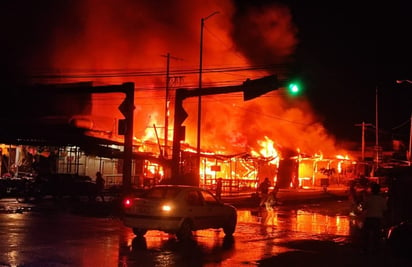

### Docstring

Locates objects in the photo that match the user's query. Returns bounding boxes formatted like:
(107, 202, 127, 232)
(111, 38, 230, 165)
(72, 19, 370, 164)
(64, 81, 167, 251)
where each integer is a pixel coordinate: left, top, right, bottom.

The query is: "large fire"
(26, 0, 352, 185)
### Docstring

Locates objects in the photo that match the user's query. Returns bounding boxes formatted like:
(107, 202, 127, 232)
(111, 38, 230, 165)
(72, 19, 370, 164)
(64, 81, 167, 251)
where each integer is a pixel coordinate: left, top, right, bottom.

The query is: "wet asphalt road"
(0, 197, 411, 267)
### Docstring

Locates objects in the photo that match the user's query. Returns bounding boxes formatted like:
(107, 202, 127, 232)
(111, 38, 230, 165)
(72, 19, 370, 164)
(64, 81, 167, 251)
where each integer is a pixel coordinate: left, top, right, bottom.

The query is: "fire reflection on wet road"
(120, 201, 352, 266)
(230, 206, 351, 265)
(0, 200, 354, 267)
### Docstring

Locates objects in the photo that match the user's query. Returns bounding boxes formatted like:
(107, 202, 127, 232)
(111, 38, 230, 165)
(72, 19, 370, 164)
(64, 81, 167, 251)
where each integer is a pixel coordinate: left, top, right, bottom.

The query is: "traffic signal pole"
(120, 83, 135, 192)
(171, 75, 279, 183)
(40, 82, 136, 193)
(409, 112, 412, 165)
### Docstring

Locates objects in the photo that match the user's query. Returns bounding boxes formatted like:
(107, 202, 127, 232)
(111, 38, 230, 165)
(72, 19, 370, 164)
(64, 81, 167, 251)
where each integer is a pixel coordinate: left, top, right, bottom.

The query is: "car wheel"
(132, 228, 147, 236)
(223, 213, 237, 236)
(176, 219, 193, 241)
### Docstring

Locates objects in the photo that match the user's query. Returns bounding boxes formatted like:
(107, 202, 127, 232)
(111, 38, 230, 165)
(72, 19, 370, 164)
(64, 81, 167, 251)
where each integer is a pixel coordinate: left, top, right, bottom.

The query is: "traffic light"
(118, 119, 126, 135)
(243, 75, 279, 101)
(287, 80, 302, 96)
(174, 91, 188, 125)
(173, 89, 189, 141)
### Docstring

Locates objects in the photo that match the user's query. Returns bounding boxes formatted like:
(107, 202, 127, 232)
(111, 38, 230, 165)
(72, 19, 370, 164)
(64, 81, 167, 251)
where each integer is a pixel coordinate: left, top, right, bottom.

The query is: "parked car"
(121, 185, 237, 240)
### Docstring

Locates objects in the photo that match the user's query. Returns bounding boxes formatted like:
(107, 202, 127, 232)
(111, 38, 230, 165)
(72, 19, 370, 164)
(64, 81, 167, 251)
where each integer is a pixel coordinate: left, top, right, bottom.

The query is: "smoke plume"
(2, 0, 347, 158)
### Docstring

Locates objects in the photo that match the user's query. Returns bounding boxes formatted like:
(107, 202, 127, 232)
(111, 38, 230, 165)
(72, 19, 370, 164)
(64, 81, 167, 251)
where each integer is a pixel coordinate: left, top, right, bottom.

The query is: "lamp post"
(396, 79, 412, 84)
(197, 11, 219, 181)
(409, 112, 412, 166)
(396, 80, 412, 165)
(375, 87, 381, 169)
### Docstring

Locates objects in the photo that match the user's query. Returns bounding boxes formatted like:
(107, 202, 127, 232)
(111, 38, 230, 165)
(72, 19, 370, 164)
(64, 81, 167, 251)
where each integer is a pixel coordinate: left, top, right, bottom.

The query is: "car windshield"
(200, 190, 219, 204)
(141, 187, 181, 200)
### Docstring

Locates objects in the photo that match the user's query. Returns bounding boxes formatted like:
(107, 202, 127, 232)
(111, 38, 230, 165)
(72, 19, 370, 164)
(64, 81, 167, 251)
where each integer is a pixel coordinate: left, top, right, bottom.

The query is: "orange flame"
(28, 0, 350, 163)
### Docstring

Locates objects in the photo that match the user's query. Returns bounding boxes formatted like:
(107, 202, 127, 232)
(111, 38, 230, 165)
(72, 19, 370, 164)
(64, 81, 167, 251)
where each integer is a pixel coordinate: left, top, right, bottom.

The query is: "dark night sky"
(1, 0, 412, 148)
(267, 1, 412, 146)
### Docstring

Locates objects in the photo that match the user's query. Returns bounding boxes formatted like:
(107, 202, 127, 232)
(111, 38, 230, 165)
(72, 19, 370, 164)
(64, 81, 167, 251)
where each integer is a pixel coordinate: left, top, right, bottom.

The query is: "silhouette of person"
(349, 180, 362, 216)
(95, 171, 105, 202)
(265, 185, 279, 212)
(259, 177, 271, 207)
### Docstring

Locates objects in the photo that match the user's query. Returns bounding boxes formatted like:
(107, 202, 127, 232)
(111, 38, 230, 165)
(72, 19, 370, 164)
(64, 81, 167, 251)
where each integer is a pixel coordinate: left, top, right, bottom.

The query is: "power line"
(30, 64, 290, 80)
(392, 118, 411, 130)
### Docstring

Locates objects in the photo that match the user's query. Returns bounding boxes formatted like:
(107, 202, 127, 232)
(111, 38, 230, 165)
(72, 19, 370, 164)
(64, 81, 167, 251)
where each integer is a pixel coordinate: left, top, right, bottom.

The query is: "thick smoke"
(2, 0, 345, 157)
(231, 2, 298, 66)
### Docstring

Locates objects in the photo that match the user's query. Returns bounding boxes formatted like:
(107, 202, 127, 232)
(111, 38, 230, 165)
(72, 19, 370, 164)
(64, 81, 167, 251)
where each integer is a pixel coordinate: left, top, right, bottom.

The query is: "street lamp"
(197, 11, 219, 181)
(396, 79, 412, 84)
(375, 87, 380, 168)
(396, 80, 412, 165)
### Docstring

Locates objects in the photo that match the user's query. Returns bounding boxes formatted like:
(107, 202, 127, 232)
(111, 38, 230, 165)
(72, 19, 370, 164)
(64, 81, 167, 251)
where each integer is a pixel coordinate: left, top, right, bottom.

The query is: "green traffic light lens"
(289, 83, 299, 93)
(288, 82, 301, 95)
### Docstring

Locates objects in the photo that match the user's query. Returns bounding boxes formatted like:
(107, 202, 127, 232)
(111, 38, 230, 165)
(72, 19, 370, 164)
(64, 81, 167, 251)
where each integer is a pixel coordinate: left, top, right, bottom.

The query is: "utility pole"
(409, 112, 412, 165)
(395, 80, 412, 166)
(161, 53, 182, 159)
(355, 122, 373, 161)
(374, 86, 382, 170)
(164, 53, 170, 159)
(197, 11, 219, 183)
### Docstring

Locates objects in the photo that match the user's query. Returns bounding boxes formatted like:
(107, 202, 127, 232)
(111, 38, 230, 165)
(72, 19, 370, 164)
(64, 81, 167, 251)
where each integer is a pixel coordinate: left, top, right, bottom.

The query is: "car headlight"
(161, 204, 172, 212)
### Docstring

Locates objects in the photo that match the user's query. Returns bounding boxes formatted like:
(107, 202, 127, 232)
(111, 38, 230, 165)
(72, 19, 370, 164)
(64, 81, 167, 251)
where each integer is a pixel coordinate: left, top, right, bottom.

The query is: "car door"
(199, 189, 228, 228)
(183, 189, 210, 229)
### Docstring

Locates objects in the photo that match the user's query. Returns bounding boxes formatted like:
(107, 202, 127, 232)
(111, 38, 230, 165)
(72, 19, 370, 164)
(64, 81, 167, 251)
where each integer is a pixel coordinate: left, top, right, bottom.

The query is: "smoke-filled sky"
(1, 0, 411, 157)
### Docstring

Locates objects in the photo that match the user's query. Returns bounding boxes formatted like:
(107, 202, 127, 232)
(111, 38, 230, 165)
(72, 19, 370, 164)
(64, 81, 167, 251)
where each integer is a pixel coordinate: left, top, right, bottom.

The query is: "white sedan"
(122, 185, 237, 240)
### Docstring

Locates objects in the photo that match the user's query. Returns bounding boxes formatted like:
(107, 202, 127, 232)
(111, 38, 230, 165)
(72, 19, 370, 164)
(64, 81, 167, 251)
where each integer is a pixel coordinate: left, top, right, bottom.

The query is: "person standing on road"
(259, 177, 271, 207)
(265, 185, 279, 212)
(360, 182, 387, 253)
(349, 180, 363, 216)
(95, 171, 105, 202)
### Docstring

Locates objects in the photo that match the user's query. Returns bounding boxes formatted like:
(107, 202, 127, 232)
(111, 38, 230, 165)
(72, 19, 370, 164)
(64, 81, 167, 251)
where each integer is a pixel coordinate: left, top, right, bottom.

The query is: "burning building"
(1, 0, 356, 191)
